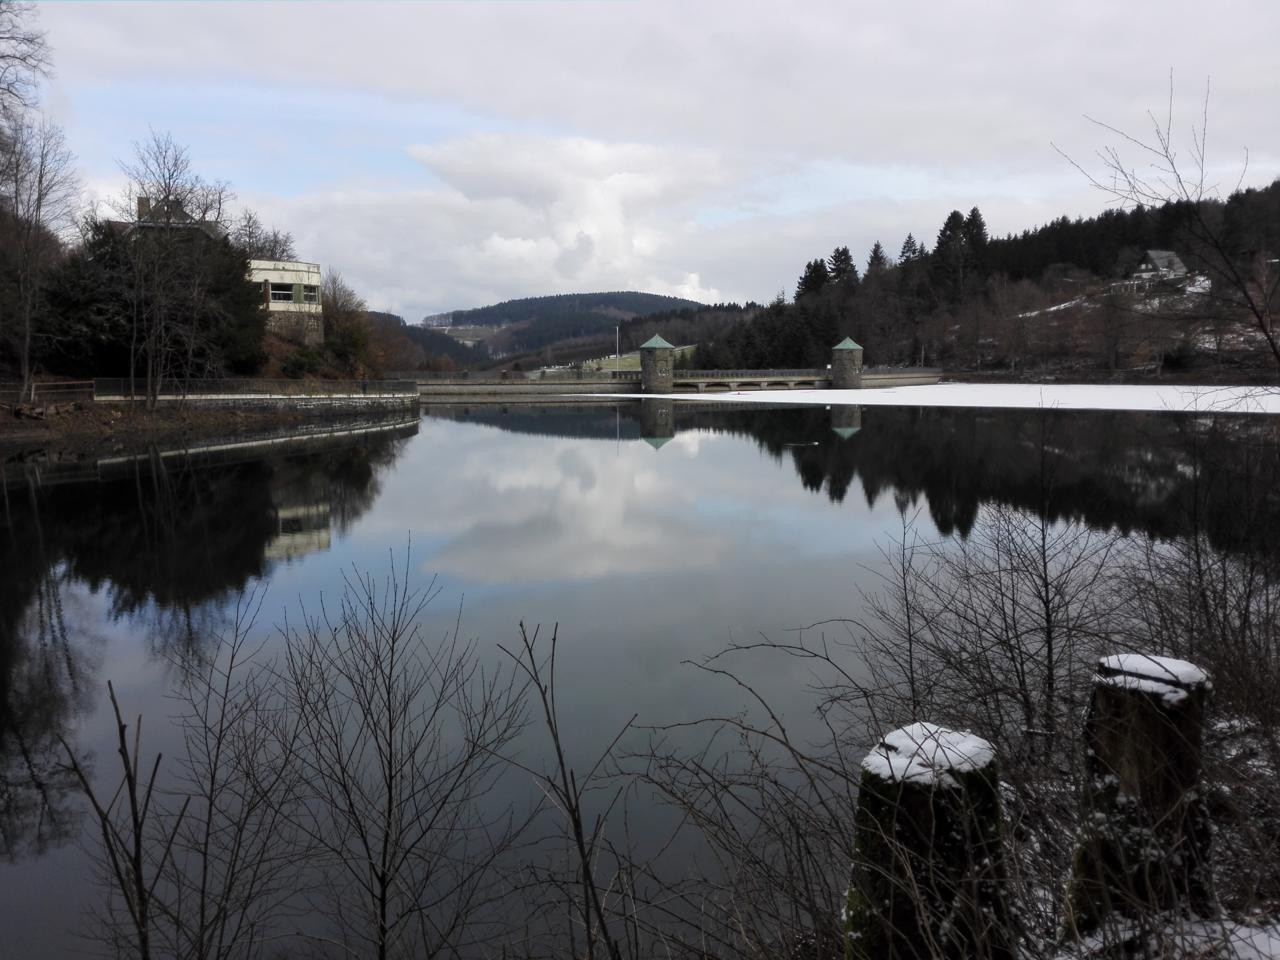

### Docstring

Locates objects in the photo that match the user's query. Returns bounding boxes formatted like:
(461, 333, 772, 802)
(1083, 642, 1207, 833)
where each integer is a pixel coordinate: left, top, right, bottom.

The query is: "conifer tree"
(828, 245, 858, 287)
(795, 258, 830, 300)
(933, 210, 970, 304)
(898, 234, 920, 264)
(963, 207, 989, 277)
(866, 242, 890, 277)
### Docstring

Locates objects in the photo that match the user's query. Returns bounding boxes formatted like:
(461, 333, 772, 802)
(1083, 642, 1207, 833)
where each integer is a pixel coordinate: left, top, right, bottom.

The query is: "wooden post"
(1064, 654, 1213, 939)
(846, 722, 1012, 960)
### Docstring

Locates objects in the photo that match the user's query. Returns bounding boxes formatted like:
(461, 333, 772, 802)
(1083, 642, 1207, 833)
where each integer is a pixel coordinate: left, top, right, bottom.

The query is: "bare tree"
(321, 269, 366, 327)
(0, 110, 77, 399)
(111, 131, 245, 403)
(279, 561, 529, 960)
(156, 596, 305, 960)
(229, 210, 295, 262)
(60, 681, 191, 960)
(97, 131, 270, 401)
(0, 1, 49, 114)
(1059, 77, 1280, 371)
(59, 597, 302, 960)
(321, 269, 370, 374)
(500, 624, 636, 960)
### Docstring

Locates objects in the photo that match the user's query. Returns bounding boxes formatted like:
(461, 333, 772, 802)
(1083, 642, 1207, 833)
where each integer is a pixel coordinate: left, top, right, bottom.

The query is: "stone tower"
(831, 337, 864, 389)
(639, 398, 675, 449)
(640, 334, 675, 393)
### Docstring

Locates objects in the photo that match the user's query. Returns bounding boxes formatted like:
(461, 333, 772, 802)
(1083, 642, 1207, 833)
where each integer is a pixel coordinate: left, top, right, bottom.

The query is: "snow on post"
(1065, 654, 1213, 938)
(845, 722, 1013, 960)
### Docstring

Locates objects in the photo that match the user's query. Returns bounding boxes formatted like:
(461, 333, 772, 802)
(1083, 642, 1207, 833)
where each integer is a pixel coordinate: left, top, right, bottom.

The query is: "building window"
(270, 283, 294, 302)
(302, 285, 319, 304)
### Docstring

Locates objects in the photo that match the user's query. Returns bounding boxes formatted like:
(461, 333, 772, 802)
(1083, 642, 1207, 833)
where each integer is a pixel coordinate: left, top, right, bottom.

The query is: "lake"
(1, 399, 1277, 956)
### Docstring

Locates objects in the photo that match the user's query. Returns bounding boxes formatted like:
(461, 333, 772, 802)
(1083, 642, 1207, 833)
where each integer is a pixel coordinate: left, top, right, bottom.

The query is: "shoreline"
(592, 382, 1280, 415)
(8, 375, 1280, 463)
(0, 402, 419, 463)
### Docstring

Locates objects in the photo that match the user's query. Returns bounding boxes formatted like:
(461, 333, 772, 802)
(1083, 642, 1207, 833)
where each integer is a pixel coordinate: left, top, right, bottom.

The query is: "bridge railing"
(679, 369, 828, 379)
(0, 380, 95, 404)
(411, 369, 641, 382)
(93, 378, 418, 398)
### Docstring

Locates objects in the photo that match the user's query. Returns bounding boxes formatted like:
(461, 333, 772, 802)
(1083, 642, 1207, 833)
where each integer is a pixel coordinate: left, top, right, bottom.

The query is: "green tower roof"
(642, 436, 672, 450)
(640, 334, 674, 349)
(832, 426, 861, 440)
(833, 337, 863, 351)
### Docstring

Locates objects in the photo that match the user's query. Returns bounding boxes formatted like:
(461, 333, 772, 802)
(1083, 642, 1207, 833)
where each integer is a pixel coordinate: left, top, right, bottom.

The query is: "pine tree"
(795, 258, 830, 300)
(866, 242, 890, 277)
(898, 234, 920, 264)
(963, 207, 989, 278)
(828, 245, 858, 288)
(932, 210, 969, 304)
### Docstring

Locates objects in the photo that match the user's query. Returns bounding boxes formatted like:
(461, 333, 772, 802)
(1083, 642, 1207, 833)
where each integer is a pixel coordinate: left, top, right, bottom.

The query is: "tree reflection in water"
(0, 475, 93, 862)
(3, 403, 1280, 954)
(0, 422, 416, 859)
(425, 400, 1280, 557)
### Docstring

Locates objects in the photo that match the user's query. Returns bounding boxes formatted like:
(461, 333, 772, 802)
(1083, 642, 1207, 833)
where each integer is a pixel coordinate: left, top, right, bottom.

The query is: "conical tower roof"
(640, 334, 674, 349)
(833, 337, 863, 351)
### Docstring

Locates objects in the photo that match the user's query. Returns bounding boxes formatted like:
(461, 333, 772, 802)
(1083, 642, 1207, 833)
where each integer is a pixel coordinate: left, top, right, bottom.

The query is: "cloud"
(33, 1, 1280, 318)
(238, 132, 744, 315)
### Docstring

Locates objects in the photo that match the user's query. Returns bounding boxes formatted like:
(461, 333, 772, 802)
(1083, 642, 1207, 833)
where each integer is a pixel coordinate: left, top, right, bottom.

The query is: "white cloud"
(239, 133, 742, 314)
(32, 1, 1280, 317)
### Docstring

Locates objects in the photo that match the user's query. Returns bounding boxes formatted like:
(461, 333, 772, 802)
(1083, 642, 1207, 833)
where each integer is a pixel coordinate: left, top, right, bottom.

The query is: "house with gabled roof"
(1133, 249, 1188, 281)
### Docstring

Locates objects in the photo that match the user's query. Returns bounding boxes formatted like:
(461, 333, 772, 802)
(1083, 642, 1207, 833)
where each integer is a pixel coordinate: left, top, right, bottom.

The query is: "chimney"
(137, 196, 151, 219)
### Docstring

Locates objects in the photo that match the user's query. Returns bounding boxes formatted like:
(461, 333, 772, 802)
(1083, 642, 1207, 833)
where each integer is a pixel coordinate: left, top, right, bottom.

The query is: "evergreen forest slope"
(444, 291, 702, 357)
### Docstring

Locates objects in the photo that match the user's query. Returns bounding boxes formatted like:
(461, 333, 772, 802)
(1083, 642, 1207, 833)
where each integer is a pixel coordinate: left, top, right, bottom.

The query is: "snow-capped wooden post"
(1064, 654, 1213, 938)
(845, 723, 1013, 960)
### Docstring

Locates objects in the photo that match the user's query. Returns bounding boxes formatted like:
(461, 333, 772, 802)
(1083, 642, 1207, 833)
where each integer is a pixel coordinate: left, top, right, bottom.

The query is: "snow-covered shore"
(586, 383, 1280, 415)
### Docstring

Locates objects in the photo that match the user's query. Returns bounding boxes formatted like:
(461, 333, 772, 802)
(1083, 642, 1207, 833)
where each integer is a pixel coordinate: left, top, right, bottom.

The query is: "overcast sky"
(35, 0, 1280, 320)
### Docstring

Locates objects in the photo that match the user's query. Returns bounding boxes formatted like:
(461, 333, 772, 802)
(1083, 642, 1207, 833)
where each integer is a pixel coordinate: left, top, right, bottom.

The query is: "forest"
(446, 291, 704, 358)
(646, 182, 1280, 377)
(0, 6, 479, 402)
(3, 0, 1277, 391)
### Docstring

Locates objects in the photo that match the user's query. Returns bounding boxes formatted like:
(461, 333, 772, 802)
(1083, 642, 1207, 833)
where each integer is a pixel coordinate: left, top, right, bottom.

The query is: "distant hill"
(365, 311, 488, 369)
(441, 291, 703, 356)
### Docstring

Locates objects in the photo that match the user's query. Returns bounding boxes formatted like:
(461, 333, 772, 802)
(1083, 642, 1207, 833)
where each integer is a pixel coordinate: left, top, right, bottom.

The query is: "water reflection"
(0, 419, 418, 862)
(425, 400, 1280, 556)
(0, 474, 101, 863)
(2, 401, 1279, 954)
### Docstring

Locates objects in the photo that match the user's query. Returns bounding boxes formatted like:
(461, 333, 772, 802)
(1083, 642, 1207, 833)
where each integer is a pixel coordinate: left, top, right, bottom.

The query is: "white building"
(249, 259, 323, 345)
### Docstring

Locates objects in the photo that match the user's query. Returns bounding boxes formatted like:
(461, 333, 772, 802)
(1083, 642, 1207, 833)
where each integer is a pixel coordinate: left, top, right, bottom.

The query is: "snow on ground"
(581, 383, 1280, 415)
(1060, 920, 1280, 959)
(1017, 296, 1086, 318)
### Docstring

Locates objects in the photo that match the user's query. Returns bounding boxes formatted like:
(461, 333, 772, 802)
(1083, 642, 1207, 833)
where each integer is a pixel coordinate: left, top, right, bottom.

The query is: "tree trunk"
(1064, 653, 1213, 939)
(846, 723, 1013, 960)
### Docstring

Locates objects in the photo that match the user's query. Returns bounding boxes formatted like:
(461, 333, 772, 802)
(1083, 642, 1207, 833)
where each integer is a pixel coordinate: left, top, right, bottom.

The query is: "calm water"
(1, 400, 1276, 956)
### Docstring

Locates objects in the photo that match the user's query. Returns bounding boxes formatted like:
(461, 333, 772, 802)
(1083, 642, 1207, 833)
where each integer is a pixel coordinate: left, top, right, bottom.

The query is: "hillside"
(440, 291, 703, 357)
(686, 180, 1280, 378)
(365, 311, 489, 370)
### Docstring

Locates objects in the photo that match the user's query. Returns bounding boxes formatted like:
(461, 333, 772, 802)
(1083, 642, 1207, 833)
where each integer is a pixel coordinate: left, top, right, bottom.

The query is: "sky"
(33, 0, 1280, 321)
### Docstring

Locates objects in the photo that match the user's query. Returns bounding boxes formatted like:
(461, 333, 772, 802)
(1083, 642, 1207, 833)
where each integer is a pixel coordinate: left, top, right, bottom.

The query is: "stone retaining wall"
(861, 371, 943, 388)
(101, 394, 420, 413)
(416, 369, 943, 398)
(418, 381, 633, 397)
